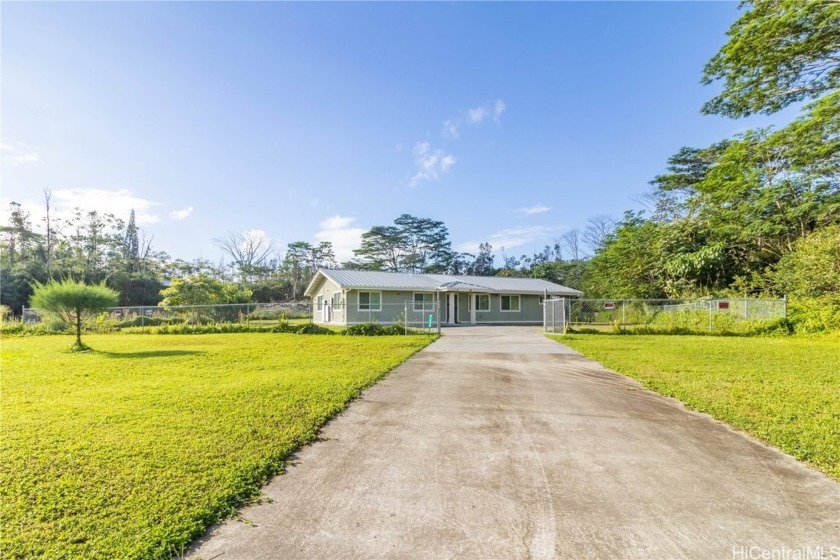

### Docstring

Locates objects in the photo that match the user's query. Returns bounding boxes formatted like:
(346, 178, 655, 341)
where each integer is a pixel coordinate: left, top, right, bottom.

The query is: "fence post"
(404, 302, 408, 335)
(621, 300, 626, 331)
(708, 300, 713, 333)
(21, 305, 25, 323)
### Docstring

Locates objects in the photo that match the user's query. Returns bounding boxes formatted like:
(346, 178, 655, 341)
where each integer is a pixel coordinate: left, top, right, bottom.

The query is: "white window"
(358, 291, 381, 311)
(474, 294, 490, 312)
(501, 295, 520, 312)
(316, 295, 324, 310)
(413, 292, 435, 311)
(332, 292, 343, 307)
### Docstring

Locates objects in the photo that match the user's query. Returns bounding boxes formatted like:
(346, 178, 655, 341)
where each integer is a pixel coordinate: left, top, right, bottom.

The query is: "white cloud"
(1, 142, 40, 166)
(442, 120, 459, 139)
(1, 188, 161, 228)
(315, 215, 366, 262)
(52, 188, 161, 224)
(494, 99, 506, 121)
(170, 206, 193, 220)
(410, 141, 456, 187)
(442, 99, 506, 139)
(519, 204, 550, 216)
(467, 106, 489, 124)
(457, 225, 560, 253)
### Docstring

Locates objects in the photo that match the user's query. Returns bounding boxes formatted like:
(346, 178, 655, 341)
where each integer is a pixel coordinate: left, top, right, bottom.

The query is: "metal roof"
(304, 269, 582, 297)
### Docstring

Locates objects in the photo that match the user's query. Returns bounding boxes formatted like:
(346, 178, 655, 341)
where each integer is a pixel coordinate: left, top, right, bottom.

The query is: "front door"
(447, 293, 457, 324)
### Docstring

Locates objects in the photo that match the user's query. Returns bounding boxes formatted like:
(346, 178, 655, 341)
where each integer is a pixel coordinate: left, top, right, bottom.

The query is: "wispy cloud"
(315, 215, 366, 262)
(1, 142, 40, 166)
(410, 141, 456, 187)
(169, 206, 193, 220)
(456, 225, 561, 253)
(441, 98, 506, 139)
(467, 106, 489, 124)
(493, 99, 506, 122)
(518, 204, 550, 216)
(442, 120, 459, 139)
(52, 188, 161, 224)
(1, 188, 161, 227)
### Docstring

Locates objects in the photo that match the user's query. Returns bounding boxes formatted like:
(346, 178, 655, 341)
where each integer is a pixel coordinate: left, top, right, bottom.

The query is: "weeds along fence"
(546, 297, 787, 335)
(21, 302, 312, 331)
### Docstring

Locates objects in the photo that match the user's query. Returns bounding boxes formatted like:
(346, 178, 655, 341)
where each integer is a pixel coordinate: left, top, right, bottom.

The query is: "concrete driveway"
(189, 326, 839, 559)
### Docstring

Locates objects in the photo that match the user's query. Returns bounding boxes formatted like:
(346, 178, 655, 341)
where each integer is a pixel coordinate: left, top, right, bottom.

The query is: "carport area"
(190, 326, 839, 559)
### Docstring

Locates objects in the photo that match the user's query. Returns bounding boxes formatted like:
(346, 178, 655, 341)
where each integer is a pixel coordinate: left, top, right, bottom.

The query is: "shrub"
(294, 323, 335, 335)
(342, 323, 425, 336)
(786, 296, 840, 333)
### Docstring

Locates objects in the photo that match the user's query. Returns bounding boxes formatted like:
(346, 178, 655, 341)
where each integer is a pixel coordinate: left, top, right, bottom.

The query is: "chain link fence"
(313, 302, 441, 334)
(546, 298, 787, 335)
(21, 300, 442, 334)
(22, 302, 311, 330)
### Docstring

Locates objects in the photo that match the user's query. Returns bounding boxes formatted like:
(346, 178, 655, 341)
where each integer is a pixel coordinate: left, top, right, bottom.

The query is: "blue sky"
(2, 2, 800, 264)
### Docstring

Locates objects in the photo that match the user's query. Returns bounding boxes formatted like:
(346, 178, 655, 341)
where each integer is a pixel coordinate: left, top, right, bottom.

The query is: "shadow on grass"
(99, 350, 205, 359)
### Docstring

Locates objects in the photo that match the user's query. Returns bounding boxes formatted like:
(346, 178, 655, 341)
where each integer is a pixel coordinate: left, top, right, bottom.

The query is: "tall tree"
(0, 202, 42, 266)
(124, 209, 140, 271)
(214, 230, 275, 281)
(466, 242, 496, 276)
(702, 0, 840, 117)
(353, 214, 454, 273)
(582, 216, 615, 255)
(43, 189, 56, 279)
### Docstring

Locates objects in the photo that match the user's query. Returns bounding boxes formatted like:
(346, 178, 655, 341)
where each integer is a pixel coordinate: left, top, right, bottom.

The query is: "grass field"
(552, 333, 840, 480)
(0, 333, 434, 558)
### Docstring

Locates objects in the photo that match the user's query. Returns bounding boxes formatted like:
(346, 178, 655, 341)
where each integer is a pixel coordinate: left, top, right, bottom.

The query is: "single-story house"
(304, 269, 582, 326)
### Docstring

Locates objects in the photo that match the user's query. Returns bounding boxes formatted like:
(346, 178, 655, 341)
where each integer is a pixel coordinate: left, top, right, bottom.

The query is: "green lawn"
(552, 333, 840, 480)
(0, 333, 433, 559)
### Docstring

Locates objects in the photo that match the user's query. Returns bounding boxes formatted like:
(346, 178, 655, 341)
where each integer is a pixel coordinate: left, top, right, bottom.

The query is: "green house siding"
(345, 290, 439, 325)
(312, 284, 545, 326)
(457, 293, 542, 324)
(310, 277, 346, 324)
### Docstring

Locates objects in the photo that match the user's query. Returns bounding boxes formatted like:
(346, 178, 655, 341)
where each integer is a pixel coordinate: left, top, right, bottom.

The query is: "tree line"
(2, 1, 838, 329)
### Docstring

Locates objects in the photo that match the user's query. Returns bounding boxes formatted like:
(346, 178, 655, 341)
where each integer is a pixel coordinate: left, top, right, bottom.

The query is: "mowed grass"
(0, 333, 433, 558)
(552, 333, 840, 479)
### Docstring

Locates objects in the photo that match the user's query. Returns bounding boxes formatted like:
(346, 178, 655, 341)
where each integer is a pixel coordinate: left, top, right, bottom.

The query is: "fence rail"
(312, 302, 441, 333)
(21, 300, 443, 334)
(22, 302, 311, 329)
(546, 297, 787, 335)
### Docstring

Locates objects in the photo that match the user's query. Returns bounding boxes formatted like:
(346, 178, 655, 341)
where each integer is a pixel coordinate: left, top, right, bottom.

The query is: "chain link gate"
(543, 297, 568, 335)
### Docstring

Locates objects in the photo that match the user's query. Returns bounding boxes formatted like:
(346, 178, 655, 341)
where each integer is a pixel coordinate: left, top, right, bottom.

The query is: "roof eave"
(303, 269, 331, 298)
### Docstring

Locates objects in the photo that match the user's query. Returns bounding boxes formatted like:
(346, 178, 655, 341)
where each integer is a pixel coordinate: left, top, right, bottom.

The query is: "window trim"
(358, 291, 382, 311)
(413, 292, 435, 312)
(474, 293, 490, 312)
(500, 295, 521, 312)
